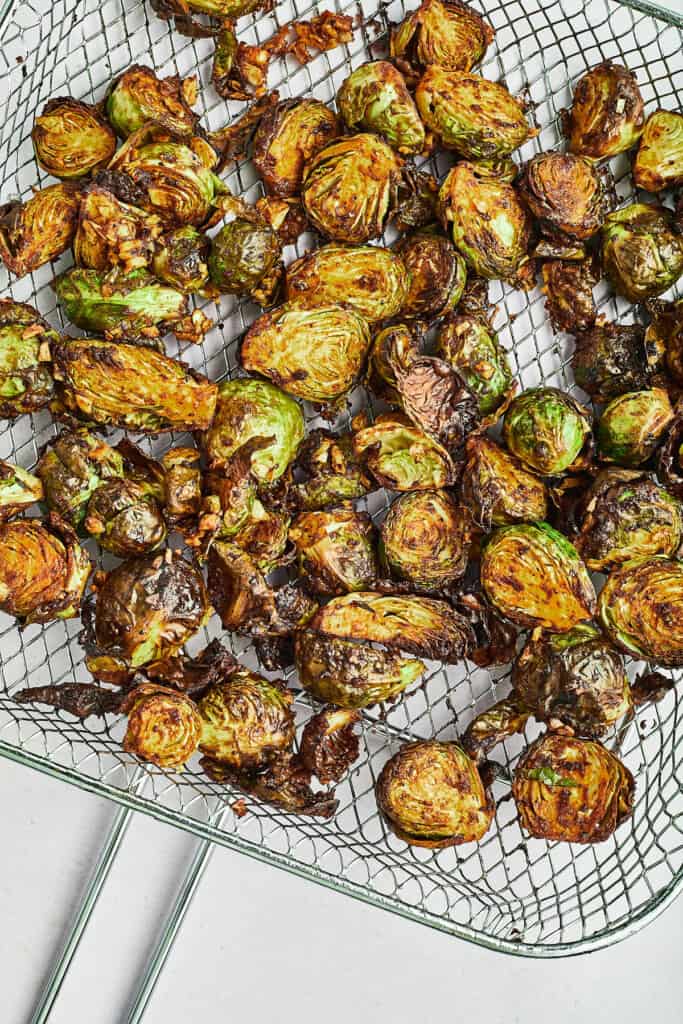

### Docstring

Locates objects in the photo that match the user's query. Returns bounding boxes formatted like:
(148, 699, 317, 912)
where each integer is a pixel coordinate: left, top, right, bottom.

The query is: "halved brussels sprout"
(353, 412, 457, 491)
(36, 430, 124, 527)
(542, 259, 597, 334)
(338, 61, 425, 155)
(0, 461, 43, 522)
(462, 696, 530, 761)
(106, 65, 198, 139)
(633, 110, 683, 192)
(571, 322, 654, 402)
(503, 388, 592, 476)
(301, 133, 403, 244)
(601, 203, 683, 302)
(289, 508, 377, 596)
(299, 707, 360, 785)
(390, 167, 439, 235)
(518, 152, 612, 240)
(481, 522, 596, 631)
(74, 186, 163, 274)
(152, 226, 210, 294)
(366, 323, 421, 403)
(32, 98, 116, 179)
(396, 231, 466, 321)
(0, 183, 80, 278)
(393, 355, 481, 454)
(657, 408, 683, 498)
(597, 388, 674, 467)
(241, 303, 371, 404)
(512, 733, 634, 843)
(285, 244, 409, 324)
(564, 62, 644, 160)
(208, 218, 281, 302)
(253, 98, 340, 198)
(122, 683, 201, 769)
(390, 0, 494, 79)
(84, 478, 167, 557)
(380, 490, 469, 590)
(459, 436, 548, 529)
(377, 740, 493, 847)
(289, 429, 372, 511)
(436, 314, 514, 416)
(160, 447, 201, 530)
(598, 555, 683, 665)
(0, 299, 58, 419)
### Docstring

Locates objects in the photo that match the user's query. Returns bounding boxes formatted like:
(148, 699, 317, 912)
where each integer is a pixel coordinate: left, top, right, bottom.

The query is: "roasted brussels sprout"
(436, 314, 514, 416)
(564, 62, 644, 160)
(161, 447, 202, 529)
(542, 259, 598, 334)
(337, 61, 425, 155)
(598, 555, 683, 665)
(289, 508, 377, 596)
(390, 167, 439, 235)
(208, 218, 281, 302)
(459, 436, 548, 529)
(36, 430, 124, 527)
(106, 66, 198, 139)
(285, 244, 409, 324)
(51, 338, 217, 433)
(571, 321, 656, 402)
(390, 0, 494, 79)
(0, 515, 90, 624)
(0, 461, 43, 522)
(201, 751, 338, 818)
(353, 412, 457, 491)
(633, 110, 683, 192)
(253, 98, 340, 198)
(513, 733, 634, 843)
(14, 681, 126, 719)
(0, 183, 80, 278)
(84, 478, 167, 557)
(0, 299, 58, 419)
(647, 298, 683, 385)
(391, 354, 481, 454)
(32, 98, 116, 179)
(380, 490, 469, 590)
(366, 324, 421, 402)
(152, 226, 210, 293)
(658, 407, 683, 498)
(601, 203, 683, 303)
(121, 683, 201, 769)
(289, 429, 372, 511)
(503, 388, 592, 476)
(396, 232, 466, 321)
(74, 185, 163, 274)
(416, 69, 531, 158)
(597, 388, 674, 467)
(301, 133, 403, 244)
(462, 696, 530, 760)
(481, 522, 596, 631)
(241, 304, 371, 404)
(299, 707, 360, 784)
(376, 741, 493, 847)
(518, 153, 612, 241)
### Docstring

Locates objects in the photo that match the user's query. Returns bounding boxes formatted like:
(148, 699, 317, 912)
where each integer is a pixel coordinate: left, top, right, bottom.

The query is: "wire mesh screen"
(0, 0, 682, 956)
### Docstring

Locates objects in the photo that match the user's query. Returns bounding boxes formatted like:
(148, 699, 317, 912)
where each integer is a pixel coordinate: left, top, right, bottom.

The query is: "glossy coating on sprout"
(253, 98, 340, 198)
(0, 299, 58, 418)
(601, 203, 683, 303)
(459, 436, 548, 529)
(338, 61, 425, 154)
(380, 490, 469, 590)
(197, 670, 295, 768)
(598, 556, 683, 666)
(564, 62, 644, 160)
(289, 508, 377, 596)
(503, 388, 592, 476)
(597, 389, 674, 467)
(32, 98, 116, 179)
(633, 109, 683, 192)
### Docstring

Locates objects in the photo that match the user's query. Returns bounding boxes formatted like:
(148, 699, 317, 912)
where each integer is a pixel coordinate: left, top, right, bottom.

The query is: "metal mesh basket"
(1, 0, 681, 957)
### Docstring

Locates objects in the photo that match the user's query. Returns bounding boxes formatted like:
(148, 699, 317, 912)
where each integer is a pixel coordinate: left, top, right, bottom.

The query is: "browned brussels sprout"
(366, 323, 421, 403)
(14, 681, 126, 719)
(542, 259, 597, 334)
(289, 429, 372, 511)
(564, 62, 644, 160)
(633, 110, 683, 192)
(512, 733, 634, 843)
(481, 522, 596, 631)
(289, 508, 377, 596)
(353, 412, 458, 491)
(503, 388, 592, 476)
(0, 299, 58, 419)
(299, 707, 360, 784)
(201, 751, 338, 818)
(106, 65, 198, 139)
(208, 218, 281, 303)
(0, 461, 43, 522)
(571, 321, 656, 402)
(436, 314, 514, 417)
(0, 183, 80, 278)
(597, 388, 674, 467)
(646, 298, 683, 385)
(658, 407, 683, 498)
(396, 231, 466, 321)
(459, 436, 548, 530)
(84, 478, 167, 557)
(161, 447, 202, 529)
(392, 355, 481, 454)
(376, 741, 493, 847)
(518, 153, 612, 241)
(121, 683, 201, 769)
(301, 133, 403, 244)
(337, 61, 425, 155)
(74, 185, 163, 274)
(391, 0, 493, 80)
(32, 98, 116, 179)
(601, 203, 683, 303)
(380, 490, 469, 590)
(462, 696, 531, 761)
(152, 226, 210, 293)
(390, 167, 439, 235)
(36, 430, 124, 527)
(598, 555, 683, 665)
(253, 98, 340, 198)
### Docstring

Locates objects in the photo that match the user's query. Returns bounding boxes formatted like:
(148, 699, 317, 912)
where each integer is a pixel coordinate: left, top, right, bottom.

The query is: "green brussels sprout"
(598, 555, 683, 665)
(392, 355, 481, 453)
(208, 218, 281, 302)
(106, 65, 198, 139)
(416, 68, 531, 158)
(380, 490, 469, 590)
(289, 508, 377, 596)
(337, 61, 425, 155)
(121, 682, 201, 769)
(390, 0, 494, 79)
(575, 469, 682, 572)
(601, 203, 683, 303)
(0, 515, 90, 624)
(481, 522, 596, 631)
(36, 430, 124, 527)
(0, 299, 58, 419)
(439, 162, 532, 284)
(301, 133, 403, 244)
(0, 183, 80, 278)
(289, 429, 372, 511)
(210, 22, 238, 100)
(366, 323, 421, 402)
(571, 321, 658, 402)
(294, 631, 424, 708)
(179, 0, 267, 16)
(564, 61, 644, 160)
(436, 314, 514, 416)
(285, 244, 409, 324)
(518, 152, 612, 241)
(633, 110, 683, 192)
(152, 226, 210, 294)
(396, 231, 466, 321)
(512, 624, 631, 736)
(51, 338, 218, 433)
(657, 407, 683, 499)
(376, 741, 493, 847)
(353, 412, 457, 491)
(459, 436, 548, 529)
(0, 461, 43, 522)
(512, 733, 634, 843)
(74, 185, 164, 274)
(503, 388, 592, 476)
(197, 670, 295, 769)
(32, 98, 116, 179)
(84, 478, 167, 557)
(253, 98, 340, 198)
(241, 304, 371, 404)
(597, 388, 674, 467)
(542, 259, 598, 334)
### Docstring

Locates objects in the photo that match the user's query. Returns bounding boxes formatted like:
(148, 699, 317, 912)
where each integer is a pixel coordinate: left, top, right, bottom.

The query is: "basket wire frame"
(0, 0, 682, 957)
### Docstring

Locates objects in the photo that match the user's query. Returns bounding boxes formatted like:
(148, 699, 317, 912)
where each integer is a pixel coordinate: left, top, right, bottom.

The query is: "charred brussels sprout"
(253, 98, 340, 198)
(208, 218, 281, 302)
(481, 522, 596, 631)
(503, 388, 592, 476)
(353, 413, 457, 491)
(648, 298, 683, 385)
(32, 98, 116, 179)
(460, 436, 548, 529)
(390, 167, 439, 234)
(84, 478, 167, 557)
(380, 490, 469, 590)
(366, 324, 421, 402)
(658, 409, 683, 499)
(289, 509, 377, 596)
(290, 429, 372, 511)
(601, 204, 683, 302)
(301, 133, 403, 244)
(197, 671, 295, 769)
(241, 304, 371, 404)
(390, 0, 494, 79)
(300, 707, 360, 784)
(122, 683, 200, 769)
(152, 226, 210, 294)
(437, 314, 514, 416)
(571, 321, 657, 403)
(106, 66, 198, 139)
(0, 183, 80, 278)
(564, 62, 644, 160)
(518, 153, 611, 241)
(396, 232, 466, 321)
(376, 741, 493, 847)
(633, 110, 683, 192)
(0, 299, 58, 418)
(392, 355, 480, 454)
(598, 555, 683, 665)
(512, 733, 634, 843)
(74, 186, 163, 274)
(0, 461, 43, 522)
(597, 389, 674, 467)
(337, 61, 425, 155)
(542, 259, 597, 334)
(36, 430, 124, 527)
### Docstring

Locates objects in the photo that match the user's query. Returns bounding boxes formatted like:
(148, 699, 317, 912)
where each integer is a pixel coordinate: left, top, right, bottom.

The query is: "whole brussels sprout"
(633, 110, 683, 192)
(0, 299, 58, 419)
(564, 61, 644, 160)
(376, 741, 493, 847)
(152, 226, 210, 293)
(436, 314, 514, 416)
(289, 508, 377, 596)
(503, 388, 592, 476)
(337, 61, 425, 155)
(0, 183, 80, 278)
(36, 430, 124, 527)
(380, 490, 469, 590)
(289, 429, 372, 511)
(74, 186, 163, 274)
(122, 683, 201, 769)
(51, 338, 218, 433)
(512, 733, 634, 843)
(601, 203, 683, 302)
(396, 231, 466, 321)
(241, 304, 371, 404)
(353, 412, 457, 491)
(658, 407, 683, 498)
(285, 244, 409, 324)
(481, 522, 596, 631)
(390, 0, 494, 79)
(32, 98, 116, 179)
(208, 218, 281, 302)
(416, 68, 531, 158)
(571, 321, 655, 402)
(0, 460, 43, 522)
(253, 98, 340, 198)
(518, 152, 612, 241)
(84, 478, 167, 557)
(542, 259, 597, 334)
(575, 469, 682, 571)
(106, 65, 198, 139)
(294, 631, 424, 708)
(459, 436, 548, 529)
(597, 388, 674, 467)
(366, 323, 421, 402)
(598, 555, 683, 665)
(301, 133, 403, 244)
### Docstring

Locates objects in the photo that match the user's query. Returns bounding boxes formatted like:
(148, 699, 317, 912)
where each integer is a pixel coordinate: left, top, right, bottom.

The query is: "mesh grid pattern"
(0, 0, 682, 955)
